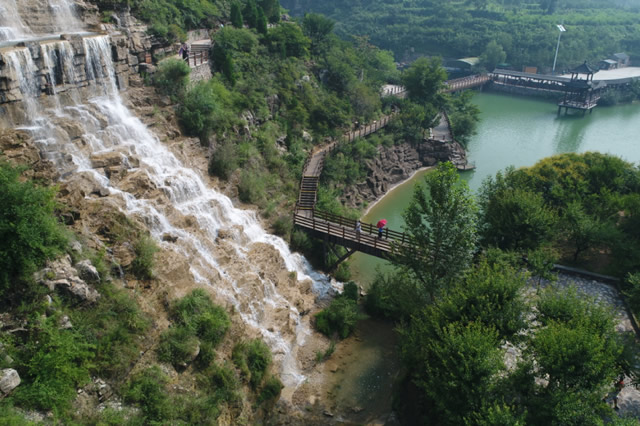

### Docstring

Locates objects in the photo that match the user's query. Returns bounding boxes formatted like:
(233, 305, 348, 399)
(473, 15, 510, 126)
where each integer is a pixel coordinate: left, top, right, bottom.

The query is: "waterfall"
(0, 0, 30, 41)
(49, 0, 83, 34)
(2, 29, 335, 389)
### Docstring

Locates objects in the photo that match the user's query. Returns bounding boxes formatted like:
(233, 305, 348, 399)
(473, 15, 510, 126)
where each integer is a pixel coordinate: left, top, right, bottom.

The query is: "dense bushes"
(315, 282, 361, 339)
(157, 289, 231, 369)
(478, 152, 640, 275)
(153, 59, 191, 98)
(232, 339, 272, 388)
(0, 161, 66, 302)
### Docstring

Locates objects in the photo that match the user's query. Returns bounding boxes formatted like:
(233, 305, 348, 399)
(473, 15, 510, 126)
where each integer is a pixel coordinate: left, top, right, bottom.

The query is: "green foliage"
(342, 281, 358, 302)
(258, 375, 284, 403)
(314, 296, 360, 339)
(130, 234, 158, 280)
(242, 0, 259, 28)
(0, 403, 34, 425)
(73, 284, 150, 378)
(624, 272, 640, 318)
(132, 0, 219, 41)
(0, 161, 66, 302)
(158, 289, 230, 369)
(230, 2, 243, 28)
(302, 13, 335, 54)
(479, 170, 557, 251)
(526, 245, 558, 287)
(125, 366, 172, 422)
(209, 141, 238, 179)
(398, 162, 478, 301)
(156, 325, 200, 368)
(272, 215, 293, 238)
(12, 315, 95, 412)
(400, 320, 503, 425)
(446, 90, 481, 146)
(256, 7, 268, 35)
(153, 58, 191, 98)
(260, 0, 281, 23)
(281, 0, 640, 71)
(480, 40, 507, 71)
(170, 289, 231, 347)
(179, 79, 237, 141)
(197, 362, 240, 404)
(238, 168, 266, 205)
(268, 23, 310, 58)
(232, 339, 272, 388)
(401, 57, 447, 108)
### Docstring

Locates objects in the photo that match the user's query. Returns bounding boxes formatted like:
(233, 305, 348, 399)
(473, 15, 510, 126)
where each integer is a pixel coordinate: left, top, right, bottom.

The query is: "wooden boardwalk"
(294, 75, 486, 261)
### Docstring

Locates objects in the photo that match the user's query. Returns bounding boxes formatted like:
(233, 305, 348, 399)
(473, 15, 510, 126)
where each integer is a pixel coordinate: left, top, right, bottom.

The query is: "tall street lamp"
(552, 24, 566, 74)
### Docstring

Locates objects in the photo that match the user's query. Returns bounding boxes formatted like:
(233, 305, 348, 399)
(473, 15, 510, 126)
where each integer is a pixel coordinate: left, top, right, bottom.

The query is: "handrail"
(312, 210, 412, 245)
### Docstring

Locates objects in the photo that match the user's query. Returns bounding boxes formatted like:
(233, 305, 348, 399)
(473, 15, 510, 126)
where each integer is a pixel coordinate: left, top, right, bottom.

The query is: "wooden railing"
(187, 50, 209, 67)
(443, 74, 490, 92)
(311, 210, 414, 246)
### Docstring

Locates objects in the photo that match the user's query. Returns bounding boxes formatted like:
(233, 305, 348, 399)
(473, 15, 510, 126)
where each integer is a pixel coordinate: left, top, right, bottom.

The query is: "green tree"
(0, 161, 66, 302)
(401, 57, 447, 109)
(302, 13, 335, 54)
(268, 23, 311, 58)
(256, 7, 268, 35)
(562, 201, 607, 262)
(401, 320, 503, 425)
(398, 162, 478, 301)
(242, 0, 259, 28)
(260, 0, 281, 23)
(479, 171, 556, 250)
(230, 2, 243, 28)
(480, 40, 507, 71)
(153, 58, 191, 98)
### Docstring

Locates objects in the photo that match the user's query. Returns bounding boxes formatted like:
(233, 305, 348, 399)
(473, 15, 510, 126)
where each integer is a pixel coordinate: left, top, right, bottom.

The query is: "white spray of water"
(0, 0, 30, 41)
(3, 34, 336, 389)
(48, 0, 83, 34)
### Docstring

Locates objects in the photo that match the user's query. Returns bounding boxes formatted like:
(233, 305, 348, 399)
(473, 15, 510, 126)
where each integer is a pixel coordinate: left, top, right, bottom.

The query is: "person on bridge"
(377, 219, 387, 240)
(179, 43, 189, 62)
(355, 220, 362, 240)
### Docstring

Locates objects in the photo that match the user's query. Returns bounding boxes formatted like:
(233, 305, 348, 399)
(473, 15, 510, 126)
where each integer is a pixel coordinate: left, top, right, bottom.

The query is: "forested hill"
(281, 0, 640, 71)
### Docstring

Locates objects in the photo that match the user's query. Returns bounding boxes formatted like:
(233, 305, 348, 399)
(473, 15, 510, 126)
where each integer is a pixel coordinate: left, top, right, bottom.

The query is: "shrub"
(209, 142, 238, 179)
(12, 315, 94, 412)
(170, 289, 230, 347)
(258, 375, 283, 403)
(0, 161, 66, 302)
(232, 339, 272, 388)
(624, 273, 640, 317)
(238, 169, 266, 204)
(342, 281, 358, 302)
(130, 234, 158, 280)
(156, 325, 200, 368)
(197, 362, 240, 404)
(315, 297, 359, 339)
(272, 215, 293, 237)
(125, 366, 172, 422)
(153, 59, 190, 98)
(73, 284, 150, 378)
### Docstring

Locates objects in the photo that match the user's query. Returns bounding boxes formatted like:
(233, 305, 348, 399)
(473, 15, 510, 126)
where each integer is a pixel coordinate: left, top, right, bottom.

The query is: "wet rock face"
(341, 139, 469, 208)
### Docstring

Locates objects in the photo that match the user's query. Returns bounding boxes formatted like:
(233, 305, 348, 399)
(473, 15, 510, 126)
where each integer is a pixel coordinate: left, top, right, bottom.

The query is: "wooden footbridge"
(294, 75, 487, 266)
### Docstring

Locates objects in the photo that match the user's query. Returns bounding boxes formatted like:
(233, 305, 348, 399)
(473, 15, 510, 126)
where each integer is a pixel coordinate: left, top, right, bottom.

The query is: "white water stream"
(0, 4, 335, 390)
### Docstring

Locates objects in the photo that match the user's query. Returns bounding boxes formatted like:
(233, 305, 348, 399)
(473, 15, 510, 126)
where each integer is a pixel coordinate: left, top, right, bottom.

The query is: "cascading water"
(0, 0, 30, 41)
(1, 14, 336, 393)
(48, 0, 82, 34)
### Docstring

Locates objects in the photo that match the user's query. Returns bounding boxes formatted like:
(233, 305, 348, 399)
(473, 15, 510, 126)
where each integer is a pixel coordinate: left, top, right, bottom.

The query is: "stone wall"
(341, 139, 468, 209)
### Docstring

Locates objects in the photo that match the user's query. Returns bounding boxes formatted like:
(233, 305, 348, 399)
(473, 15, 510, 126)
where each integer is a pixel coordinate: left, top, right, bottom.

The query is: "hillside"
(281, 0, 640, 71)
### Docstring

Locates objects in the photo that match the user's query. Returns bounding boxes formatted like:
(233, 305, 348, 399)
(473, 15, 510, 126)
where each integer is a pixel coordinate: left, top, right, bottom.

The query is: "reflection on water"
(351, 93, 640, 284)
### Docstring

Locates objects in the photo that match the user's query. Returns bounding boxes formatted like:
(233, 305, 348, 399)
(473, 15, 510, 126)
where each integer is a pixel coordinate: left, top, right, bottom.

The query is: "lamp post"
(552, 24, 566, 75)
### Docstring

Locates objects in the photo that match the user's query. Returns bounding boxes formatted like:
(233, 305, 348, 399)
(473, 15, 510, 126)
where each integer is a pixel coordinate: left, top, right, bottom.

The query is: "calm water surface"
(350, 93, 640, 285)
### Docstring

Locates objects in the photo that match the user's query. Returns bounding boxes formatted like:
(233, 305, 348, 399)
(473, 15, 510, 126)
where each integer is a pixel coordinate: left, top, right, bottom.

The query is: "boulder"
(0, 369, 20, 397)
(75, 259, 100, 283)
(35, 256, 100, 303)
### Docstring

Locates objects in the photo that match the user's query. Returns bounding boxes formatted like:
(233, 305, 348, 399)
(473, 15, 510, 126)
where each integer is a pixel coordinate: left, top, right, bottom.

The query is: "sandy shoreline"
(362, 166, 434, 216)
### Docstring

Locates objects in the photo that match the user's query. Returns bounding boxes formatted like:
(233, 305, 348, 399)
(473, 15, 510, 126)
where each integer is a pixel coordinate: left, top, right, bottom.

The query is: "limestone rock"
(0, 369, 21, 397)
(75, 259, 100, 283)
(35, 256, 100, 303)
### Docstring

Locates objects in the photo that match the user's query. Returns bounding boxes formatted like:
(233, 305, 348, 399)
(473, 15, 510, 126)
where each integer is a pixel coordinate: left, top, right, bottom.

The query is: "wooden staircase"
(296, 176, 319, 211)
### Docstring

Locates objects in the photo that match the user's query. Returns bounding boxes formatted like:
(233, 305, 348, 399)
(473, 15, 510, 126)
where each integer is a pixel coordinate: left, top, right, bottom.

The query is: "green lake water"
(350, 92, 640, 285)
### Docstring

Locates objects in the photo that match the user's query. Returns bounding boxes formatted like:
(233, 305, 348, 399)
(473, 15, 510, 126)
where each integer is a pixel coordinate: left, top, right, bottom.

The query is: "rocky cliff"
(341, 139, 468, 209)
